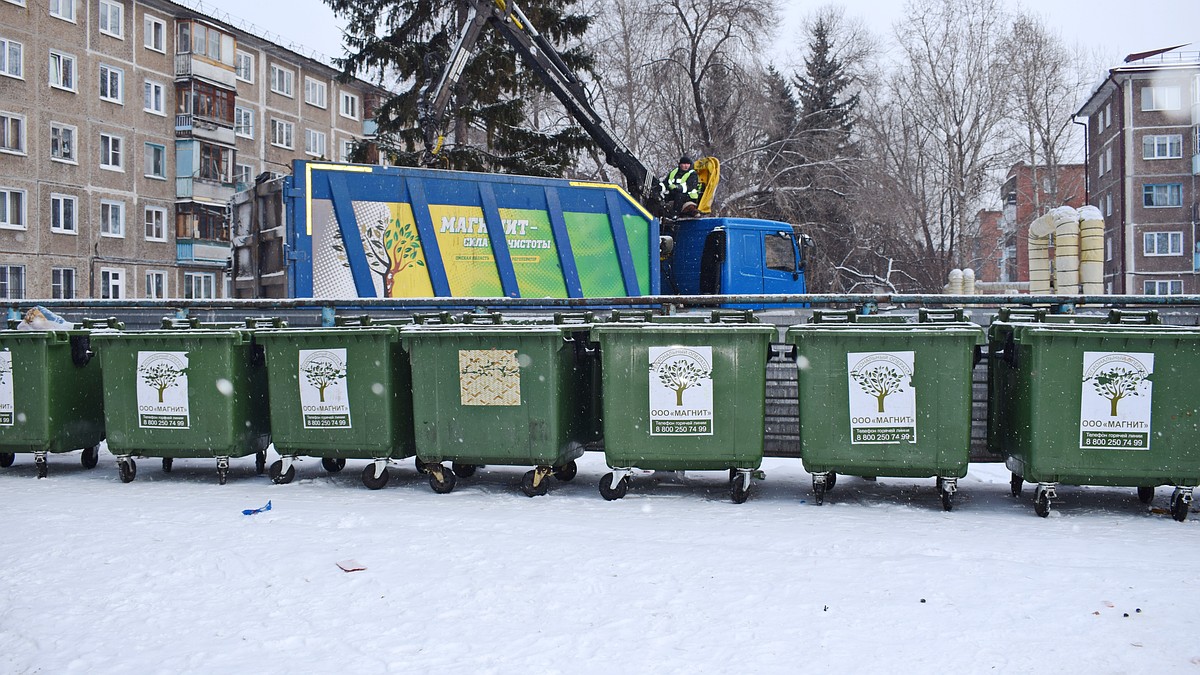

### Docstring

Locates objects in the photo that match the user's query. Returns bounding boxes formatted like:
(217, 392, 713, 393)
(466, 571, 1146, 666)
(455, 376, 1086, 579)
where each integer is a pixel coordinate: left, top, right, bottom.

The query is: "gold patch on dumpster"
(459, 349, 521, 406)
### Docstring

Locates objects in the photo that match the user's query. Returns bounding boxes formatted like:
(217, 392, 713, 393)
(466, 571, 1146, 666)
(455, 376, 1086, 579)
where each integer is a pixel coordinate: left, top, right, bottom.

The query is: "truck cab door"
(762, 230, 804, 294)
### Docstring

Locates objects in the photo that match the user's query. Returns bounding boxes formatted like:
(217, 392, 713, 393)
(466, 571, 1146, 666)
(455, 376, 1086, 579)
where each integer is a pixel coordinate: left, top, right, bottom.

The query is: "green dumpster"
(785, 309, 985, 510)
(253, 324, 415, 490)
(399, 318, 597, 496)
(0, 326, 107, 477)
(987, 309, 1200, 520)
(589, 315, 776, 503)
(90, 325, 271, 484)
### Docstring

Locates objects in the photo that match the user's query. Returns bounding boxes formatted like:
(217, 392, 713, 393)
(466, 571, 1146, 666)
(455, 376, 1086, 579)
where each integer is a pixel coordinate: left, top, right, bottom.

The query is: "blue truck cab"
(663, 217, 808, 301)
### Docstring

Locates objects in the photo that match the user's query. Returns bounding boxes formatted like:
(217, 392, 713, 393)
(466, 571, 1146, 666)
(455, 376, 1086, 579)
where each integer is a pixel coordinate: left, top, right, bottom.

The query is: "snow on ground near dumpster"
(2, 450, 1199, 673)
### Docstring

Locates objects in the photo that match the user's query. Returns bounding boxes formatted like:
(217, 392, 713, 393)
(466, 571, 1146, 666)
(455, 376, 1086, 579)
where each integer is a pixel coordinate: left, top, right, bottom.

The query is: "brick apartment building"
(0, 0, 384, 299)
(1076, 44, 1200, 295)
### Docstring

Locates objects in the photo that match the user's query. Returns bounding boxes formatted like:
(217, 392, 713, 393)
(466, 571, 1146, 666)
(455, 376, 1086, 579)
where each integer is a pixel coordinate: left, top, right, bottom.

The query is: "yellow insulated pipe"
(1028, 213, 1057, 294)
(1052, 206, 1081, 295)
(1078, 205, 1105, 295)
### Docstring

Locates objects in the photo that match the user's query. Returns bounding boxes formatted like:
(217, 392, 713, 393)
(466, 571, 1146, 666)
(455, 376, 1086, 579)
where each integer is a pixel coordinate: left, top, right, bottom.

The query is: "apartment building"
(1076, 45, 1200, 295)
(0, 0, 384, 299)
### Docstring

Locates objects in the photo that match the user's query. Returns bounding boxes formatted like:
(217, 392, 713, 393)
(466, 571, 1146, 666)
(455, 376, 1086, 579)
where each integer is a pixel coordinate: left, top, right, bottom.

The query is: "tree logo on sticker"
(850, 357, 910, 413)
(138, 354, 188, 403)
(1083, 355, 1151, 417)
(301, 351, 348, 403)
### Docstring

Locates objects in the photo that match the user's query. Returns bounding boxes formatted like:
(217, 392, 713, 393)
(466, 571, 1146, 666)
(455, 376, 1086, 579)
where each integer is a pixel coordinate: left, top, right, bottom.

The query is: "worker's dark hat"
(679, 155, 693, 165)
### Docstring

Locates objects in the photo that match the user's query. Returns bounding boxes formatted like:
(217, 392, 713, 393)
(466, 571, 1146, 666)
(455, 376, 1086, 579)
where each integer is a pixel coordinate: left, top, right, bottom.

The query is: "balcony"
(176, 176, 237, 203)
(177, 240, 232, 264)
(174, 53, 237, 89)
(363, 119, 378, 137)
(175, 114, 236, 145)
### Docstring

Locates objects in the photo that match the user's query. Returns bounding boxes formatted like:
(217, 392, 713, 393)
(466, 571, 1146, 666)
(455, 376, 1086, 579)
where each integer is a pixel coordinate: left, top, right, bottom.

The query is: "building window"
(1143, 231, 1183, 256)
(144, 142, 165, 179)
(340, 91, 359, 119)
(305, 128, 326, 157)
(99, 199, 124, 237)
(1141, 85, 1181, 111)
(198, 142, 232, 183)
(340, 139, 356, 162)
(176, 203, 228, 241)
(304, 77, 327, 108)
(1105, 237, 1112, 262)
(1103, 103, 1111, 129)
(234, 106, 253, 138)
(175, 80, 234, 126)
(144, 205, 166, 241)
(0, 188, 25, 229)
(1143, 134, 1183, 160)
(51, 267, 75, 299)
(50, 193, 77, 233)
(235, 50, 253, 82)
(0, 37, 22, 78)
(0, 266, 25, 299)
(177, 21, 234, 66)
(98, 0, 124, 39)
(49, 50, 75, 91)
(50, 123, 76, 162)
(270, 64, 294, 97)
(1143, 183, 1183, 208)
(1101, 147, 1112, 176)
(144, 80, 165, 114)
(49, 0, 74, 21)
(144, 270, 166, 299)
(99, 64, 123, 104)
(233, 163, 253, 189)
(270, 118, 293, 149)
(143, 14, 165, 52)
(99, 133, 122, 170)
(1105, 192, 1112, 216)
(99, 267, 124, 299)
(1144, 280, 1183, 295)
(0, 112, 25, 154)
(184, 272, 216, 299)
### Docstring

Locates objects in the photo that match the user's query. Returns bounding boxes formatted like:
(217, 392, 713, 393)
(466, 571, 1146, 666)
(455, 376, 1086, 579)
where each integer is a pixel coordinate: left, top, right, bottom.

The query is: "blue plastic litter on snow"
(242, 500, 272, 516)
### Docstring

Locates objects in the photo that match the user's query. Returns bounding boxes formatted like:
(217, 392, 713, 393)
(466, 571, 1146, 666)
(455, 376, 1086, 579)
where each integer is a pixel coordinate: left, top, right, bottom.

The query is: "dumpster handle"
(244, 317, 287, 329)
(81, 317, 124, 330)
(334, 315, 373, 326)
(1107, 309, 1160, 325)
(918, 307, 965, 323)
(810, 309, 855, 324)
(610, 309, 654, 323)
(711, 309, 756, 324)
(413, 312, 455, 325)
(553, 311, 595, 324)
(997, 307, 1046, 323)
(460, 312, 503, 325)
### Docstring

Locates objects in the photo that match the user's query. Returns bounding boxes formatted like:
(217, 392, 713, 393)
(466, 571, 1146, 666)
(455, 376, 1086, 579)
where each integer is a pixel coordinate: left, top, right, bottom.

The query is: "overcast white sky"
(193, 0, 1198, 76)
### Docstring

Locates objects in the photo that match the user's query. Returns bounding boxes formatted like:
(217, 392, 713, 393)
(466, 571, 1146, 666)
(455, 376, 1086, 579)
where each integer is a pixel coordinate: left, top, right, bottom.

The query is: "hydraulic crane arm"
(418, 0, 659, 205)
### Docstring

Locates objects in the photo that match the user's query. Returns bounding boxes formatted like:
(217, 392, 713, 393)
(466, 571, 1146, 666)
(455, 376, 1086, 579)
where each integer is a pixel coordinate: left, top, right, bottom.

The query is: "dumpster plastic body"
(589, 321, 776, 500)
(0, 329, 105, 473)
(91, 328, 270, 468)
(785, 311, 985, 509)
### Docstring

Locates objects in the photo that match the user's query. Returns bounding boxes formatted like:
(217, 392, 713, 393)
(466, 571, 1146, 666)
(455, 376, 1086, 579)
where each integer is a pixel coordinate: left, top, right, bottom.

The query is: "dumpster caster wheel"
(217, 458, 230, 485)
(428, 465, 455, 494)
(1034, 490, 1051, 518)
(452, 462, 477, 479)
(416, 458, 430, 474)
(1170, 488, 1192, 522)
(162, 457, 173, 473)
(81, 445, 100, 470)
(321, 457, 346, 473)
(1010, 473, 1023, 497)
(0, 452, 13, 468)
(255, 451, 267, 475)
(362, 464, 391, 490)
(940, 489, 953, 512)
(1137, 486, 1155, 504)
(118, 458, 137, 483)
(812, 473, 832, 505)
(730, 471, 751, 504)
(826, 472, 837, 491)
(35, 454, 47, 479)
(599, 472, 628, 501)
(268, 460, 295, 485)
(553, 461, 578, 482)
(521, 470, 549, 497)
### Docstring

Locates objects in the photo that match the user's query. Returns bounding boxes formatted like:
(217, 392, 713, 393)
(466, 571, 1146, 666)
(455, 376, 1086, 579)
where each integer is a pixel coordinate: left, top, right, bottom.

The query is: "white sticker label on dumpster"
(847, 351, 916, 444)
(299, 348, 352, 428)
(649, 346, 714, 436)
(136, 351, 190, 429)
(459, 349, 521, 406)
(0, 350, 13, 426)
(1079, 351, 1153, 450)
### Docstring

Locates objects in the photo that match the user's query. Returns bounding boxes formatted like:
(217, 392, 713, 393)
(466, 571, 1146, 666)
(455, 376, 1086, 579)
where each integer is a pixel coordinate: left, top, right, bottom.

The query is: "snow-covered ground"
(2, 448, 1197, 673)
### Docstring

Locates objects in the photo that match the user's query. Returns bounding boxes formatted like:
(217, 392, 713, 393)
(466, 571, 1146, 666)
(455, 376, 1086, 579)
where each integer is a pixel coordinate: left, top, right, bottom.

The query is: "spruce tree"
(328, 0, 594, 176)
(793, 16, 858, 144)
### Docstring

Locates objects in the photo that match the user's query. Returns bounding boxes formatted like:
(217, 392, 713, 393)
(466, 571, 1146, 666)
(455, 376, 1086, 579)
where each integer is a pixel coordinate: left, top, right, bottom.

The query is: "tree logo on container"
(299, 349, 352, 428)
(1079, 351, 1153, 450)
(0, 350, 13, 426)
(136, 351, 190, 429)
(649, 346, 714, 436)
(847, 351, 916, 444)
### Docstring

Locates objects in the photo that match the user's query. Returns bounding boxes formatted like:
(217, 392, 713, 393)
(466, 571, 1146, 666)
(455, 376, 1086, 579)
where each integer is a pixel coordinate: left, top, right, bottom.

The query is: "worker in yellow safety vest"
(662, 156, 700, 217)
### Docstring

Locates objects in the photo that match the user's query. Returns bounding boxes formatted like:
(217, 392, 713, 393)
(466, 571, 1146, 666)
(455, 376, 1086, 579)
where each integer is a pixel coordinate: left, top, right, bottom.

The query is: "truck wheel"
(553, 461, 577, 482)
(268, 460, 295, 485)
(321, 457, 346, 473)
(81, 445, 100, 470)
(452, 462, 476, 479)
(361, 464, 390, 490)
(1137, 486, 1155, 504)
